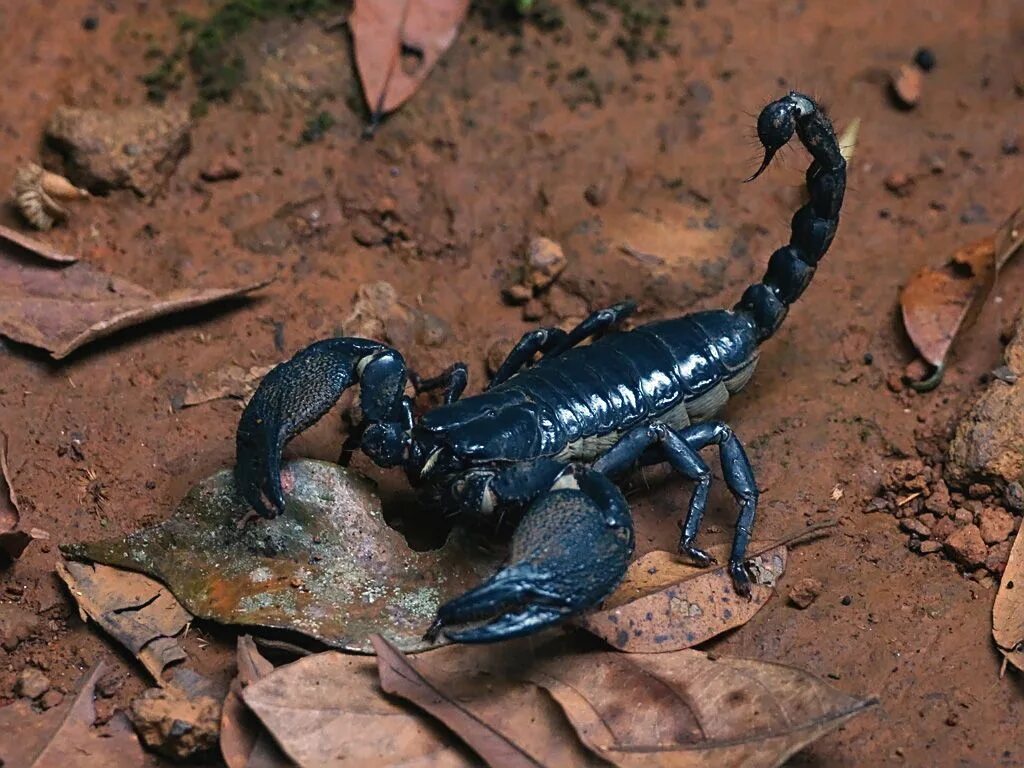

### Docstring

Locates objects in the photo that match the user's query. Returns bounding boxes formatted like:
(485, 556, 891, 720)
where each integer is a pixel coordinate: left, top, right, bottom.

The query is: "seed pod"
(12, 163, 88, 231)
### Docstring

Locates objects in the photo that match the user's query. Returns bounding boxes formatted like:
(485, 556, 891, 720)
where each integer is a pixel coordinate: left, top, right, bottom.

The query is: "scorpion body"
(235, 92, 846, 643)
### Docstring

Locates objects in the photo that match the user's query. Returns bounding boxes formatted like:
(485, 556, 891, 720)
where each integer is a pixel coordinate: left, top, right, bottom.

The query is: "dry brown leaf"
(0, 430, 49, 564)
(56, 559, 191, 684)
(350, 0, 470, 122)
(993, 526, 1024, 673)
(900, 208, 1024, 389)
(0, 243, 267, 358)
(0, 222, 78, 263)
(531, 650, 877, 768)
(181, 363, 275, 408)
(0, 662, 157, 767)
(221, 636, 292, 768)
(243, 650, 475, 768)
(373, 635, 546, 768)
(575, 544, 786, 653)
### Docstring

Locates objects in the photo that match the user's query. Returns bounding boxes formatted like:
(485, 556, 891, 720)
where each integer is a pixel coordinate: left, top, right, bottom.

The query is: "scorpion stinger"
(233, 92, 846, 643)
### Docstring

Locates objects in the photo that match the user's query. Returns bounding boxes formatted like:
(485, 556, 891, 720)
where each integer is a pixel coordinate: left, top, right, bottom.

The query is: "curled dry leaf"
(900, 208, 1024, 390)
(0, 240, 267, 358)
(0, 431, 49, 564)
(0, 222, 78, 263)
(56, 559, 191, 684)
(243, 651, 474, 768)
(220, 636, 291, 768)
(576, 543, 786, 653)
(63, 459, 497, 652)
(180, 363, 275, 408)
(13, 162, 90, 231)
(0, 662, 157, 768)
(993, 526, 1024, 673)
(350, 0, 470, 124)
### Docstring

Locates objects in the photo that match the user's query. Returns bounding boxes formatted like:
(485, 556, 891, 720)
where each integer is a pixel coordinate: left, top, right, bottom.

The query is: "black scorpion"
(234, 92, 846, 643)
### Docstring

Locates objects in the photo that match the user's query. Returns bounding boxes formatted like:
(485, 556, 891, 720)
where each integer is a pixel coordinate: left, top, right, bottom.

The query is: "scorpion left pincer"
(234, 91, 846, 643)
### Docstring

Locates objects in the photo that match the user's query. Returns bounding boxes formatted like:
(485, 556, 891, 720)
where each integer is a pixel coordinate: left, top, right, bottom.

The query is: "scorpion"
(234, 92, 846, 644)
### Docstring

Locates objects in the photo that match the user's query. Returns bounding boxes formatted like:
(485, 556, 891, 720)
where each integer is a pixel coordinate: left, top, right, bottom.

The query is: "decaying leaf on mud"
(575, 543, 787, 653)
(0, 431, 49, 564)
(56, 559, 192, 684)
(179, 363, 275, 409)
(63, 459, 497, 652)
(993, 526, 1024, 673)
(0, 222, 78, 263)
(243, 650, 474, 768)
(350, 0, 470, 126)
(0, 661, 157, 768)
(220, 636, 291, 768)
(900, 207, 1024, 390)
(0, 243, 267, 358)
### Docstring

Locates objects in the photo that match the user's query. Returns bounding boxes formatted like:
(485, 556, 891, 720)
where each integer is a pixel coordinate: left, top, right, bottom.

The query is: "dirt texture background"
(2, 1, 1024, 765)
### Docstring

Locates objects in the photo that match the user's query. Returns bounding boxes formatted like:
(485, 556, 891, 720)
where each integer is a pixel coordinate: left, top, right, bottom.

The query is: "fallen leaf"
(0, 661, 158, 767)
(221, 636, 291, 768)
(531, 650, 877, 768)
(243, 650, 475, 768)
(181, 363, 275, 408)
(373, 635, 545, 768)
(56, 559, 191, 683)
(838, 117, 861, 163)
(0, 222, 78, 263)
(350, 0, 470, 123)
(0, 243, 267, 358)
(0, 431, 49, 564)
(993, 526, 1024, 673)
(900, 208, 1024, 389)
(576, 543, 786, 652)
(63, 459, 498, 653)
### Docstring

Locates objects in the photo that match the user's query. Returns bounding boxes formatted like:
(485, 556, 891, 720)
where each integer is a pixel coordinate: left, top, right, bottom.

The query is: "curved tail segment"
(737, 92, 846, 343)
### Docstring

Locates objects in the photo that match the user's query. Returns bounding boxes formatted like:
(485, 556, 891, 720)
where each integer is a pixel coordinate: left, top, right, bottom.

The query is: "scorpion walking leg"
(427, 464, 634, 643)
(410, 362, 469, 404)
(487, 301, 636, 388)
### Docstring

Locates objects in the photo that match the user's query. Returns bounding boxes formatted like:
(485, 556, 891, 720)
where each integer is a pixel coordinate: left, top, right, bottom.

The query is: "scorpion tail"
(235, 337, 406, 518)
(736, 92, 846, 343)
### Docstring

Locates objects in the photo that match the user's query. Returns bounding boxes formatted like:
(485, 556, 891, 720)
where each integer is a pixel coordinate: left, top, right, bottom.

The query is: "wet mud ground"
(2, 0, 1024, 765)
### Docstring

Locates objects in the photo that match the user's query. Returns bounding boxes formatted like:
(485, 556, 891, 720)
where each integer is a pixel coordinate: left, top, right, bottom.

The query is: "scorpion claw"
(428, 467, 635, 644)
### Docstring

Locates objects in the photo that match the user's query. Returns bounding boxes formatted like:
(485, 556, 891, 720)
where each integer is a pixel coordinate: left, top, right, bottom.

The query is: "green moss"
(579, 0, 682, 62)
(300, 110, 336, 143)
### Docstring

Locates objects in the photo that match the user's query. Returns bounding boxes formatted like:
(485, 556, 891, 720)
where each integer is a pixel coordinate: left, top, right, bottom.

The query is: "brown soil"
(2, 1, 1024, 765)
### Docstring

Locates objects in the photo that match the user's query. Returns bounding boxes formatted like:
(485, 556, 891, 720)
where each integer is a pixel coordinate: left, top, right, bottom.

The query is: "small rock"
(522, 298, 545, 321)
(968, 482, 993, 499)
(129, 688, 221, 761)
(200, 157, 242, 182)
(919, 540, 943, 554)
(913, 47, 937, 72)
(977, 506, 1014, 544)
(954, 508, 974, 525)
(0, 603, 41, 652)
(95, 670, 124, 698)
(917, 512, 937, 529)
(501, 283, 532, 306)
(15, 667, 50, 699)
(485, 337, 513, 377)
(1004, 481, 1024, 512)
(864, 497, 890, 514)
(986, 540, 1013, 574)
(884, 172, 915, 197)
(901, 518, 932, 537)
(526, 237, 567, 291)
(890, 64, 923, 109)
(39, 690, 64, 710)
(787, 577, 823, 609)
(924, 479, 952, 516)
(930, 516, 957, 541)
(944, 524, 988, 569)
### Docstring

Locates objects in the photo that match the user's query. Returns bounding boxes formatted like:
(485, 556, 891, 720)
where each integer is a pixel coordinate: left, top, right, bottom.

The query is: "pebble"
(884, 172, 915, 197)
(527, 237, 567, 291)
(986, 540, 1013, 574)
(485, 337, 513, 377)
(976, 506, 1014, 544)
(502, 283, 532, 306)
(15, 667, 51, 699)
(944, 524, 988, 569)
(39, 690, 64, 710)
(919, 540, 943, 554)
(890, 64, 923, 109)
(913, 47, 937, 72)
(900, 517, 932, 537)
(788, 577, 823, 609)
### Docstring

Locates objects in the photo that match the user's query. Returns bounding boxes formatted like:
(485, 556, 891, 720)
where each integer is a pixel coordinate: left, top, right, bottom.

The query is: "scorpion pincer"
(233, 92, 846, 643)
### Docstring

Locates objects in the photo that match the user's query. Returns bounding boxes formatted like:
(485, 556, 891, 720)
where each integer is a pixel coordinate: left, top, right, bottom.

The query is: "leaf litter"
(900, 207, 1024, 390)
(993, 525, 1024, 673)
(1, 430, 50, 564)
(220, 636, 291, 768)
(63, 459, 498, 652)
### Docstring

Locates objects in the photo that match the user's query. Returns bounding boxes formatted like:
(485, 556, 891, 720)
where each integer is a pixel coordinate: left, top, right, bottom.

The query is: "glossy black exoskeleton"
(234, 92, 846, 643)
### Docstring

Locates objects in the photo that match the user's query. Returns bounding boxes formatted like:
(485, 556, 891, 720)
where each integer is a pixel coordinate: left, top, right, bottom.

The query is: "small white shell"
(12, 163, 88, 231)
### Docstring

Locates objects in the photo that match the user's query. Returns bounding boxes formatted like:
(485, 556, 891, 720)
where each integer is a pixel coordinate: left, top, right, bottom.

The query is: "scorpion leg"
(410, 362, 469, 404)
(487, 328, 568, 388)
(426, 464, 634, 643)
(544, 300, 637, 356)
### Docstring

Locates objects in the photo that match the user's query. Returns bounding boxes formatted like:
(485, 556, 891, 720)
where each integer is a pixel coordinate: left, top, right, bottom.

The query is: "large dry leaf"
(0, 662, 157, 767)
(900, 208, 1024, 389)
(0, 431, 49, 564)
(63, 459, 497, 652)
(221, 636, 292, 768)
(531, 650, 877, 768)
(350, 0, 470, 120)
(576, 544, 786, 653)
(56, 559, 191, 683)
(180, 363, 275, 408)
(0, 242, 266, 358)
(993, 526, 1024, 673)
(0, 223, 78, 263)
(243, 650, 475, 768)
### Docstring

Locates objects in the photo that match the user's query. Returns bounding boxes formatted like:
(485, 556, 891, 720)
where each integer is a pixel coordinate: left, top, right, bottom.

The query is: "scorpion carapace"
(234, 92, 846, 643)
